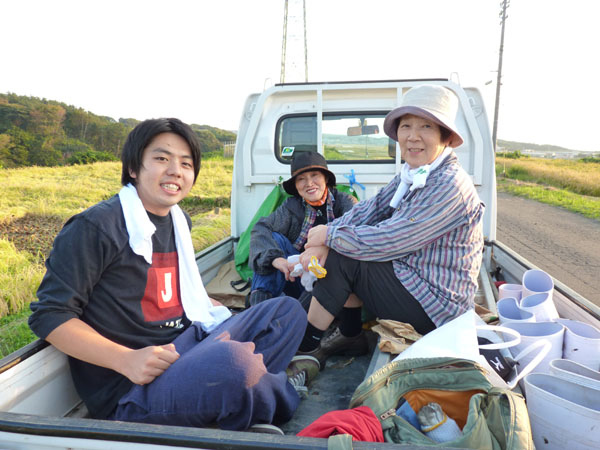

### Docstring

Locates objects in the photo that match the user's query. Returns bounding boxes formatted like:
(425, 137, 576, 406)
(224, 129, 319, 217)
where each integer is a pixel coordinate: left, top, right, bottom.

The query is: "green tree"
(28, 138, 62, 166)
(0, 133, 11, 166)
(0, 93, 237, 167)
(192, 124, 236, 143)
(63, 108, 91, 141)
(2, 127, 37, 167)
(67, 149, 118, 165)
(195, 129, 222, 153)
(118, 118, 139, 129)
(54, 137, 93, 156)
(27, 103, 66, 139)
(0, 99, 29, 133)
(103, 122, 129, 155)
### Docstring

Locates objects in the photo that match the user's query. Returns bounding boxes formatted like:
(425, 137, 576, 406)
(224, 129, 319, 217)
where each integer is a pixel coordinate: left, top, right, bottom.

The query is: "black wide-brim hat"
(282, 151, 336, 196)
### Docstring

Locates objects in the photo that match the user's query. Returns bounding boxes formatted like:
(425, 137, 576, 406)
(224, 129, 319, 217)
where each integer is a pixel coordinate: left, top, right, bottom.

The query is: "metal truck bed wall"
(490, 240, 600, 326)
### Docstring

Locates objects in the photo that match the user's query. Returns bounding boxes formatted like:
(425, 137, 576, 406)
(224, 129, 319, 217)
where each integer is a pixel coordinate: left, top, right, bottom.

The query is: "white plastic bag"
(393, 310, 550, 389)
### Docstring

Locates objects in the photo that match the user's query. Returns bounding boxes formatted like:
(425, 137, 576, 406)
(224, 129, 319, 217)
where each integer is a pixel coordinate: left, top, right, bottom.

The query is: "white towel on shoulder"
(389, 148, 452, 208)
(118, 184, 231, 332)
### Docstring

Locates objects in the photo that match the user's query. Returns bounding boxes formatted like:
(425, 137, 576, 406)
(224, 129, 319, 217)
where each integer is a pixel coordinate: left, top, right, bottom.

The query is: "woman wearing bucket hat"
(248, 151, 357, 307)
(296, 85, 485, 365)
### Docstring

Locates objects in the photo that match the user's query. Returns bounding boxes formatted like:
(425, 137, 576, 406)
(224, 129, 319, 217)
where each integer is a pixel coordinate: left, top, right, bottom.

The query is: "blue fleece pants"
(251, 232, 303, 299)
(111, 296, 306, 430)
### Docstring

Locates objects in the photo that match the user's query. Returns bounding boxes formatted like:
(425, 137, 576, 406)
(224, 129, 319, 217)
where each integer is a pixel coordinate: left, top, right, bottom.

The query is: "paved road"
(496, 192, 600, 307)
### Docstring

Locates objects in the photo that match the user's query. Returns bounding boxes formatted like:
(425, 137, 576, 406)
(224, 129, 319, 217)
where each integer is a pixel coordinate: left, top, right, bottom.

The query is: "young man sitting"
(29, 118, 318, 433)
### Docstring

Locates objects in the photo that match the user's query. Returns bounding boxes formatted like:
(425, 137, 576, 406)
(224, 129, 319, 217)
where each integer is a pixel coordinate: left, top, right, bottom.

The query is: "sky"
(1, 0, 599, 152)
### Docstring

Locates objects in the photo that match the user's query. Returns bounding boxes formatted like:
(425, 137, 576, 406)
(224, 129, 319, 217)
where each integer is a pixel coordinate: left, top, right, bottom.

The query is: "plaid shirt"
(326, 152, 485, 327)
(249, 188, 357, 275)
(293, 190, 335, 251)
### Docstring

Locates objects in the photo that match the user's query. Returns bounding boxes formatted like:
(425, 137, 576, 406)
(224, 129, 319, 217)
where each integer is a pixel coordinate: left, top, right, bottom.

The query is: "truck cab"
(231, 78, 496, 244)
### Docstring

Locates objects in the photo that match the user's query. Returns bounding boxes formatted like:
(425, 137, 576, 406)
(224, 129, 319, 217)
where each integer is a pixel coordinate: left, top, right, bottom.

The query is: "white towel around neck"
(118, 184, 231, 332)
(389, 148, 452, 208)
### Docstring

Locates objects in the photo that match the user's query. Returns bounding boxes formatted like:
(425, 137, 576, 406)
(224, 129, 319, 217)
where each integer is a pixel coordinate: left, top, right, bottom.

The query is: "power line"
(492, 0, 510, 152)
(280, 0, 308, 83)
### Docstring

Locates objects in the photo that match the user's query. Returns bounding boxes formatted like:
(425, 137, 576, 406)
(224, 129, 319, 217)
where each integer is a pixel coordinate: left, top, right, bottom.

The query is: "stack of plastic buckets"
(495, 269, 600, 449)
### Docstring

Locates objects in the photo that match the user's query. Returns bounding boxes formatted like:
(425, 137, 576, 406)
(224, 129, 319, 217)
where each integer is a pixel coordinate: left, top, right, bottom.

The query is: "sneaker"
(296, 327, 369, 370)
(248, 423, 284, 435)
(320, 327, 369, 359)
(295, 346, 328, 371)
(286, 355, 320, 394)
(248, 289, 273, 306)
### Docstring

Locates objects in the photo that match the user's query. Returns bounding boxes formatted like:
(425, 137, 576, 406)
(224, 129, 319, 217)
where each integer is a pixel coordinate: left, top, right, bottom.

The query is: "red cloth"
(296, 406, 384, 442)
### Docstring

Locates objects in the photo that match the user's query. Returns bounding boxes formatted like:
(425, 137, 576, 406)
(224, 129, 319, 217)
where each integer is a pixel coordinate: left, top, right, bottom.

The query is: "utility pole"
(492, 0, 509, 152)
(280, 0, 308, 83)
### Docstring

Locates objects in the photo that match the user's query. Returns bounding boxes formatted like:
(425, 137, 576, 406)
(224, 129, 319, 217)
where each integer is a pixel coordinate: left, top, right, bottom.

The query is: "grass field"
(496, 156, 600, 220)
(0, 155, 233, 357)
(496, 156, 600, 197)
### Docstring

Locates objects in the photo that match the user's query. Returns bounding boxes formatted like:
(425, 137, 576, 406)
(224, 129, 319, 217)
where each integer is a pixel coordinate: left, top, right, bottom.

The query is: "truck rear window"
(276, 113, 396, 164)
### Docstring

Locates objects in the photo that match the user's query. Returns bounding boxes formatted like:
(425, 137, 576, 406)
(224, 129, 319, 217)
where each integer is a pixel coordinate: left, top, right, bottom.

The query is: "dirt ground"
(496, 191, 600, 307)
(0, 214, 65, 261)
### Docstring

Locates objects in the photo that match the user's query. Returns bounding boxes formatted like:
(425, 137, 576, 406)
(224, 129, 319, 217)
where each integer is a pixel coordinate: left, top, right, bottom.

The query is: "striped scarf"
(293, 190, 335, 251)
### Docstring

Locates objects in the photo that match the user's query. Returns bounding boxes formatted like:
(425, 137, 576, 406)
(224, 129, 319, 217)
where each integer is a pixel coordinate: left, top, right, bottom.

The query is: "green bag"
(234, 183, 291, 281)
(349, 357, 533, 450)
(234, 183, 359, 281)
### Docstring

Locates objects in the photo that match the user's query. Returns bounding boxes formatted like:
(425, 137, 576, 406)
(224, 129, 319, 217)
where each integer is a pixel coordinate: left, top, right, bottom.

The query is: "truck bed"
(1, 238, 599, 449)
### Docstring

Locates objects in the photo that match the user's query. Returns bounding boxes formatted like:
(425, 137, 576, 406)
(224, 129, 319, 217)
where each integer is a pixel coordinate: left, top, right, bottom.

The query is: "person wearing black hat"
(248, 151, 357, 309)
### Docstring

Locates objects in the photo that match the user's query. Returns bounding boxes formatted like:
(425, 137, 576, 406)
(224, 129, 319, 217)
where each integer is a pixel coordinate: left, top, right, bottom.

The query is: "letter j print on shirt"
(140, 251, 183, 323)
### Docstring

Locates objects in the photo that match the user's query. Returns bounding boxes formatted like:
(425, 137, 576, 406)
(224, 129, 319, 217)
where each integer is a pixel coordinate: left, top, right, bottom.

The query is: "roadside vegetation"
(496, 152, 600, 220)
(0, 93, 236, 169)
(0, 155, 233, 358)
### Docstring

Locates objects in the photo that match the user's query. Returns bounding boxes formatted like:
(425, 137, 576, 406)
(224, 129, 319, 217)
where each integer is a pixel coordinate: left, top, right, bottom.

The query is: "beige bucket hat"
(383, 85, 464, 148)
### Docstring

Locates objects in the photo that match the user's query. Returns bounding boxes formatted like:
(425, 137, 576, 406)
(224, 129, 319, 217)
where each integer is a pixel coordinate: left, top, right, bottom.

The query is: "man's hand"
(272, 257, 296, 281)
(46, 318, 180, 387)
(299, 245, 329, 271)
(120, 344, 180, 385)
(305, 225, 328, 249)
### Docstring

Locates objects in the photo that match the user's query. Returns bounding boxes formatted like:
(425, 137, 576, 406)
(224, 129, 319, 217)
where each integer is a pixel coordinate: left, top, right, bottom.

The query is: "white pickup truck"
(1, 78, 598, 449)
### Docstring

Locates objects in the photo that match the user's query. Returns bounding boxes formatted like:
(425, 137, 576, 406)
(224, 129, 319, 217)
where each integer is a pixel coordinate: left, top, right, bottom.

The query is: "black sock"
(339, 307, 363, 337)
(299, 322, 325, 352)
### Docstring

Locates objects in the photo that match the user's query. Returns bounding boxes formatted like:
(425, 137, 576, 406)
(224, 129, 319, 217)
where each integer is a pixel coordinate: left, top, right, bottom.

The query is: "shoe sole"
(291, 354, 322, 372)
(248, 424, 284, 435)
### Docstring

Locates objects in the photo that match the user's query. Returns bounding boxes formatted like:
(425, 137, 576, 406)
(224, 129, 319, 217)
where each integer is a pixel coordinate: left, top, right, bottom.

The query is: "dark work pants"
(251, 232, 304, 299)
(312, 250, 436, 335)
(111, 297, 306, 430)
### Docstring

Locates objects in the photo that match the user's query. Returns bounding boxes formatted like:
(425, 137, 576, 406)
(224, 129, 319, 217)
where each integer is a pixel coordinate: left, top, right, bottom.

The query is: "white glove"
(300, 271, 318, 292)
